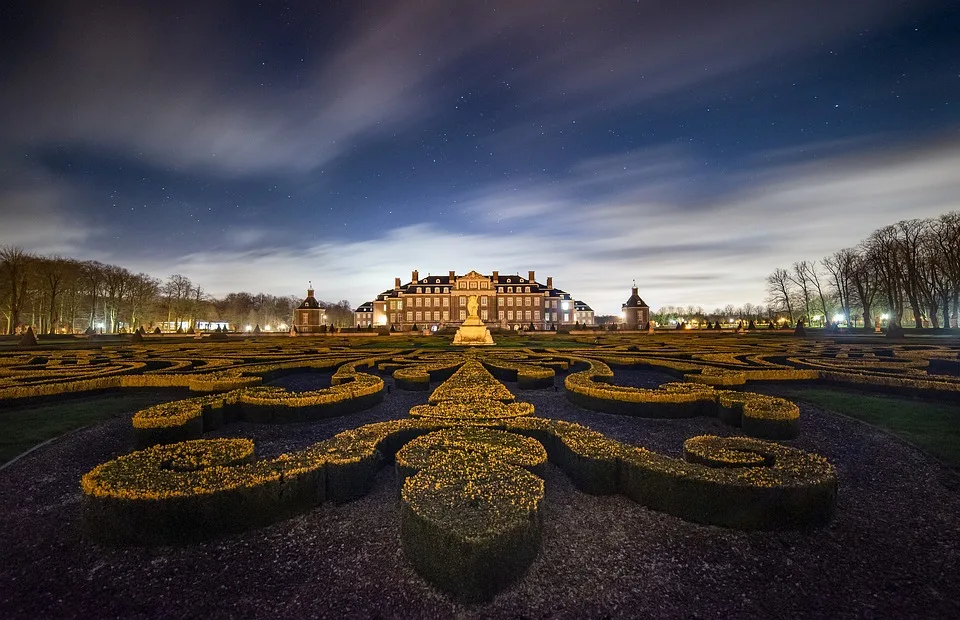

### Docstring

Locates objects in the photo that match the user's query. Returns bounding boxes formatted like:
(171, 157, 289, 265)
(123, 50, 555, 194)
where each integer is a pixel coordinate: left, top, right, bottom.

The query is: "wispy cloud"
(110, 134, 960, 313)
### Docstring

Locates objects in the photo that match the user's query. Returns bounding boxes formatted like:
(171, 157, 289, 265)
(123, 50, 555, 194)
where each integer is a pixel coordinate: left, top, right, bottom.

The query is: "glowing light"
(881, 314, 889, 320)
(245, 325, 252, 332)
(278, 323, 288, 331)
(378, 316, 387, 326)
(833, 314, 845, 323)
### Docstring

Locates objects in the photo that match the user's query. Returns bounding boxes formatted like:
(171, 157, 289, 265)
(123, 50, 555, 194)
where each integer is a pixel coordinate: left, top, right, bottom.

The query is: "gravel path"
(1, 369, 959, 619)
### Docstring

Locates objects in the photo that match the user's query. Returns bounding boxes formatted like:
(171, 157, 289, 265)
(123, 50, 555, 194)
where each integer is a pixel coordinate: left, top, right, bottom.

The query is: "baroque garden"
(1, 328, 959, 616)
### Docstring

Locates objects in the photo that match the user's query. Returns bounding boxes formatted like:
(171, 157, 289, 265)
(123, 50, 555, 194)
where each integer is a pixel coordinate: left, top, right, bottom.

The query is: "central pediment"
(460, 270, 486, 279)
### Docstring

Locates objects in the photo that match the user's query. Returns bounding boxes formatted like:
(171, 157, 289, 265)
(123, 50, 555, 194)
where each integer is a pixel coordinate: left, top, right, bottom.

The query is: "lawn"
(777, 386, 960, 467)
(0, 391, 188, 465)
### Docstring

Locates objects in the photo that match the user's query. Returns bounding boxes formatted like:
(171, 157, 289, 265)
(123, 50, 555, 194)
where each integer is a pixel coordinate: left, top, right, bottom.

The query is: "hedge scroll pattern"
(80, 346, 837, 602)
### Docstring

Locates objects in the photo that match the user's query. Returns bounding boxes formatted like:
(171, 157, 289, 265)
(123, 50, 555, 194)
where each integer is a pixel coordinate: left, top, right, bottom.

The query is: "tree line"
(765, 212, 959, 330)
(0, 247, 355, 334)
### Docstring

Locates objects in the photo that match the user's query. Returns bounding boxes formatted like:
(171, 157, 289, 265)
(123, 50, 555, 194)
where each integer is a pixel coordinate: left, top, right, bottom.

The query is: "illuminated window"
(525, 297, 531, 306)
(507, 298, 513, 306)
(459, 310, 466, 321)
(525, 311, 531, 320)
(481, 309, 488, 320)
(406, 311, 412, 321)
(535, 310, 540, 320)
(443, 297, 449, 307)
(433, 311, 440, 321)
(498, 311, 504, 320)
(459, 296, 467, 306)
(416, 298, 422, 306)
(525, 287, 530, 293)
(442, 311, 449, 321)
(417, 288, 422, 294)
(481, 296, 487, 306)
(415, 312, 422, 321)
(508, 311, 514, 320)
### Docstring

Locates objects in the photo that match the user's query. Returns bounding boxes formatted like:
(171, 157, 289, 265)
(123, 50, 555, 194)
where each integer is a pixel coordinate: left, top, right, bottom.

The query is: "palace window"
(525, 287, 530, 293)
(442, 311, 449, 321)
(481, 296, 487, 306)
(417, 288, 422, 294)
(507, 298, 513, 306)
(415, 312, 422, 321)
(459, 310, 466, 320)
(525, 297, 531, 306)
(508, 287, 513, 293)
(469, 281, 478, 289)
(406, 312, 412, 321)
(459, 296, 466, 306)
(499, 311, 505, 320)
(535, 310, 540, 320)
(507, 311, 514, 320)
(433, 311, 440, 321)
(481, 309, 488, 320)
(525, 311, 532, 320)
(443, 297, 449, 307)
(416, 298, 422, 306)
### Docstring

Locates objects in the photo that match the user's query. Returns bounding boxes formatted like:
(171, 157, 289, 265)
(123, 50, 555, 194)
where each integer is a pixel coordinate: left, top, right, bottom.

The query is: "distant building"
(293, 283, 325, 333)
(574, 301, 595, 325)
(359, 269, 587, 331)
(354, 301, 374, 327)
(621, 283, 650, 330)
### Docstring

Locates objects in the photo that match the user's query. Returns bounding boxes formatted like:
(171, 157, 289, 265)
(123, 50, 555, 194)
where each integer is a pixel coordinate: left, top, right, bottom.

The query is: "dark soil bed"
(1, 369, 959, 619)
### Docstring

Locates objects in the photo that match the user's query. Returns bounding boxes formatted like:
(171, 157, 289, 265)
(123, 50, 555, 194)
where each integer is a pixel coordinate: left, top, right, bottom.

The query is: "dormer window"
(417, 287, 422, 294)
(435, 279, 440, 284)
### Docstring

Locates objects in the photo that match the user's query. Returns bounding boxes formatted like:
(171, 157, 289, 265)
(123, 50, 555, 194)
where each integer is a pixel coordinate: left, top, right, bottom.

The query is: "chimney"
(546, 276, 553, 288)
(528, 270, 535, 283)
(394, 277, 401, 289)
(449, 270, 455, 281)
(412, 269, 419, 283)
(492, 270, 499, 282)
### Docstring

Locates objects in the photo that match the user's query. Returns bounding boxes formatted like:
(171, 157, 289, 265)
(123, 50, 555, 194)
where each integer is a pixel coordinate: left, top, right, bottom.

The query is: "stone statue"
(453, 294, 494, 345)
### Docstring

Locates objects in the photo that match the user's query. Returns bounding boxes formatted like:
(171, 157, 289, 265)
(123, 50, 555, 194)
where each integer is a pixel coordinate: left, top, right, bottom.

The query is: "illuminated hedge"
(80, 439, 291, 544)
(400, 454, 544, 602)
(392, 357, 464, 391)
(408, 399, 534, 421)
(131, 359, 385, 447)
(428, 360, 515, 403)
(395, 427, 547, 483)
(481, 357, 556, 389)
(496, 418, 836, 530)
(563, 359, 800, 438)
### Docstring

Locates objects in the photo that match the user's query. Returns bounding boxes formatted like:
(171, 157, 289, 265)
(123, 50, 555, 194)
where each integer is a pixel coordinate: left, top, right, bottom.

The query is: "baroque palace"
(354, 270, 594, 331)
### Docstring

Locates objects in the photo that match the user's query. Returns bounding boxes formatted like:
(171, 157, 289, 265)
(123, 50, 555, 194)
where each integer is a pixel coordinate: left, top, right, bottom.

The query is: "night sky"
(1, 1, 958, 313)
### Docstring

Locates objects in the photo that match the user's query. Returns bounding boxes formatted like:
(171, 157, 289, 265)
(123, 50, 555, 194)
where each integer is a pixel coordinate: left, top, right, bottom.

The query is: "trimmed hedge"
(131, 358, 386, 447)
(401, 454, 543, 603)
(564, 358, 801, 439)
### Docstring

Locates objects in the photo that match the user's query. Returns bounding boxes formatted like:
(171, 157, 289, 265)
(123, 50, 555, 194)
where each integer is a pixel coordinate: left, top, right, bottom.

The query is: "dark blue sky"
(1, 0, 958, 312)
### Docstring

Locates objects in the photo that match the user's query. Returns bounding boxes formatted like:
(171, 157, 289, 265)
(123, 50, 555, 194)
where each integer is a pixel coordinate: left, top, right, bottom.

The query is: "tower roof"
(622, 286, 648, 309)
(298, 281, 322, 310)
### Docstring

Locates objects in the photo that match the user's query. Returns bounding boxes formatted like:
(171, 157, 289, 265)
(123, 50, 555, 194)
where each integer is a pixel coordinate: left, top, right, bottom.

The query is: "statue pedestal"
(453, 316, 494, 346)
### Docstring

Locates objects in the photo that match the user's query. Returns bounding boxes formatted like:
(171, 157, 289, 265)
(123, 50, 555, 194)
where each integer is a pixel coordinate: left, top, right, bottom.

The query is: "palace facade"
(354, 270, 594, 330)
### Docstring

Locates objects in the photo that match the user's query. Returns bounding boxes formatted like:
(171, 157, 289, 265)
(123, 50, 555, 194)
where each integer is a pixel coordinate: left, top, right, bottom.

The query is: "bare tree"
(0, 246, 34, 334)
(765, 268, 795, 323)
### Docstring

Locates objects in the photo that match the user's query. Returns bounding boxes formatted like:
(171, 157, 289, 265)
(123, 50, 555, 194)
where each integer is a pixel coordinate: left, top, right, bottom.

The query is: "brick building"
(355, 270, 586, 331)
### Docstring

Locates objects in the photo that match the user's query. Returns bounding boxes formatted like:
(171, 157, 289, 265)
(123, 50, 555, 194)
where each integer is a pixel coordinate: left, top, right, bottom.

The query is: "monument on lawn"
(453, 294, 495, 345)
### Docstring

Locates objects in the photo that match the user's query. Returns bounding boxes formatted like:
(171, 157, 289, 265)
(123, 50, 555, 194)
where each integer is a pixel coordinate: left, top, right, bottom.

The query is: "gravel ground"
(1, 369, 959, 619)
